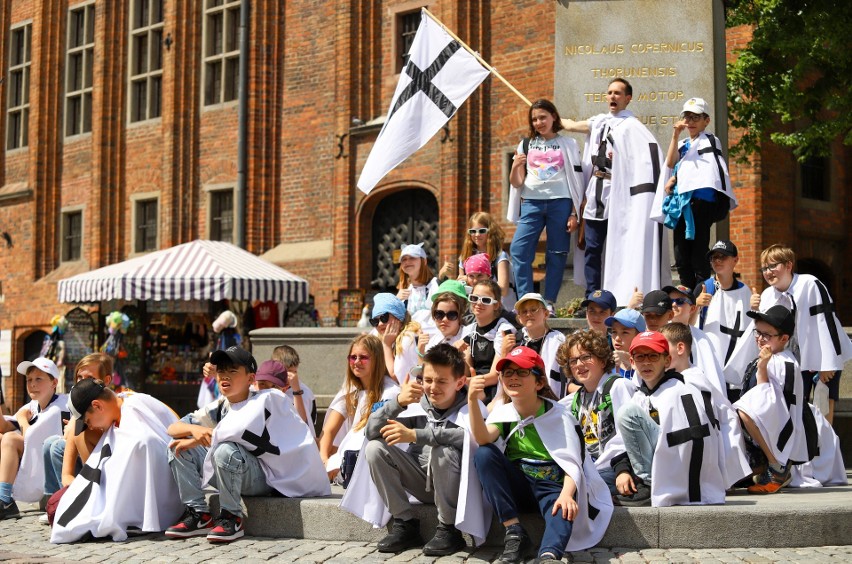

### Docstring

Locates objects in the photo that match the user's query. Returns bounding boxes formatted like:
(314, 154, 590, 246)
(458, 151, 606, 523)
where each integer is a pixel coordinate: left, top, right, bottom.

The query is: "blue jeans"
(615, 403, 659, 482)
(42, 435, 65, 495)
(168, 442, 273, 516)
(582, 218, 608, 295)
(510, 198, 572, 302)
(474, 444, 573, 559)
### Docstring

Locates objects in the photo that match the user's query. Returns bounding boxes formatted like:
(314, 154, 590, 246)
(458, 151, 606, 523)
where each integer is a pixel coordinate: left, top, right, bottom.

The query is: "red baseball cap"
(629, 331, 669, 355)
(496, 346, 545, 373)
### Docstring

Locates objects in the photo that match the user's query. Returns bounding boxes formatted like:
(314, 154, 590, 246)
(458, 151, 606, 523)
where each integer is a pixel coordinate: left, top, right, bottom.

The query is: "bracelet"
(292, 390, 304, 396)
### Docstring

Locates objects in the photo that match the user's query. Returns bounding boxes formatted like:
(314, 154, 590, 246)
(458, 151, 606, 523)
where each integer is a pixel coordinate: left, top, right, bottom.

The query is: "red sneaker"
(165, 507, 213, 538)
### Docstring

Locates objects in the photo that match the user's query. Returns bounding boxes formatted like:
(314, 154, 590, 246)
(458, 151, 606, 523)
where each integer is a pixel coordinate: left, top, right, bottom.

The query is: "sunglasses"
(671, 297, 691, 306)
(369, 312, 390, 327)
(433, 310, 459, 321)
(347, 354, 371, 364)
(469, 294, 497, 305)
(468, 228, 489, 235)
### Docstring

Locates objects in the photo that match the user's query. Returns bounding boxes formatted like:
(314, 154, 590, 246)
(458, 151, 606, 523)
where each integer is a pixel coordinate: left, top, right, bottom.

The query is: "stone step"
(214, 478, 852, 549)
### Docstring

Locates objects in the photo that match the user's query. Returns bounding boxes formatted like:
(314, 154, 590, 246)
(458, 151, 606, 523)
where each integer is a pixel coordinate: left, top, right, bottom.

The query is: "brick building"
(0, 0, 848, 408)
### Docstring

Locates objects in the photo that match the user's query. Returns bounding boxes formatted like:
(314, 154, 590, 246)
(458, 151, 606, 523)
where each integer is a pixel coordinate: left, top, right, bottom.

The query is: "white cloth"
(688, 325, 728, 401)
(357, 13, 490, 193)
(733, 350, 811, 465)
(760, 274, 852, 372)
(13, 394, 68, 503)
(51, 394, 181, 543)
(596, 111, 671, 305)
(701, 284, 759, 387)
(650, 131, 737, 222)
(630, 377, 727, 506)
(680, 367, 751, 488)
(325, 377, 401, 470)
(790, 404, 847, 488)
(393, 333, 421, 384)
(202, 389, 330, 498)
(423, 326, 465, 352)
(581, 114, 615, 221)
(464, 400, 613, 551)
(286, 383, 317, 438)
(196, 376, 219, 409)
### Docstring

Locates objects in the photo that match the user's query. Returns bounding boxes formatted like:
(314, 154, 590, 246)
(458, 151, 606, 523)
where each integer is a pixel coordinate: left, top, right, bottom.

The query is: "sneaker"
(613, 479, 652, 507)
(377, 517, 423, 553)
(165, 507, 214, 538)
(546, 302, 557, 317)
(206, 510, 244, 543)
(0, 500, 20, 521)
(748, 463, 792, 494)
(535, 552, 564, 563)
(423, 521, 466, 556)
(499, 524, 533, 564)
(39, 513, 50, 525)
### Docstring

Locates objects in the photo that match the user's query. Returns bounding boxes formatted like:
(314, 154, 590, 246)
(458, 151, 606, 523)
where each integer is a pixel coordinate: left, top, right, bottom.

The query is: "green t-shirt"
(496, 402, 553, 462)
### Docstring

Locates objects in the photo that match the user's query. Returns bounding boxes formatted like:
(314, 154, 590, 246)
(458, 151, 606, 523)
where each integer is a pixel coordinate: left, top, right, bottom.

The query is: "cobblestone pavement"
(1, 508, 850, 564)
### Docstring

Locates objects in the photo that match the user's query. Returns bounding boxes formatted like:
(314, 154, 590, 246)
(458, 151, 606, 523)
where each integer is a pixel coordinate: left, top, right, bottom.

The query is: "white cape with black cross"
(733, 350, 812, 466)
(759, 274, 852, 372)
(701, 284, 759, 388)
(600, 111, 671, 306)
(459, 400, 613, 552)
(14, 394, 68, 503)
(632, 377, 727, 506)
(51, 393, 181, 543)
(202, 389, 331, 498)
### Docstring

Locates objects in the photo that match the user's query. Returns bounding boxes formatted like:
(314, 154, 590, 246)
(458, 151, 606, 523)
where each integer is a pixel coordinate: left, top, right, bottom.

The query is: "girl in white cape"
(467, 346, 612, 563)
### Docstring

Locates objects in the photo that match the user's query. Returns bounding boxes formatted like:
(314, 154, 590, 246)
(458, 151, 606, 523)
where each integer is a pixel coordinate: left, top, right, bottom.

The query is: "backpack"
(569, 373, 620, 421)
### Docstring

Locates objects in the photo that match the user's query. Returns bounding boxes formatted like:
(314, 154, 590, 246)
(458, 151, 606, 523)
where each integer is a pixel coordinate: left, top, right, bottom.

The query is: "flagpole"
(422, 8, 532, 107)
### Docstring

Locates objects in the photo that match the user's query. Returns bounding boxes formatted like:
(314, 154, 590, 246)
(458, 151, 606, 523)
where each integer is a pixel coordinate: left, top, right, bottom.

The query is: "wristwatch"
(292, 390, 305, 396)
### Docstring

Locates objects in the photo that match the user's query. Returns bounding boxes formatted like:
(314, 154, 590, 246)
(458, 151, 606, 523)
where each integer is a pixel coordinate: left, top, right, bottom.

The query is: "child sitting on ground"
(50, 378, 180, 542)
(615, 331, 726, 507)
(469, 346, 612, 563)
(733, 306, 813, 493)
(166, 347, 329, 543)
(0, 358, 67, 520)
(349, 344, 470, 556)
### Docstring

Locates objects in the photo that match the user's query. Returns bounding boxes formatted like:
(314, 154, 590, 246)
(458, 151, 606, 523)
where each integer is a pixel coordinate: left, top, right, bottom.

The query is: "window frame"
(201, 0, 241, 107)
(6, 22, 32, 151)
(128, 0, 165, 124)
(60, 207, 84, 263)
(64, 2, 96, 138)
(132, 195, 160, 253)
(207, 186, 235, 243)
(391, 3, 425, 75)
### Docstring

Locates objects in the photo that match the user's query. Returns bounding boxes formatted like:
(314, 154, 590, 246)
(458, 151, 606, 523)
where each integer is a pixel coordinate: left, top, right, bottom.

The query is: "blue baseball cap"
(605, 308, 647, 332)
(372, 292, 407, 322)
(582, 289, 617, 311)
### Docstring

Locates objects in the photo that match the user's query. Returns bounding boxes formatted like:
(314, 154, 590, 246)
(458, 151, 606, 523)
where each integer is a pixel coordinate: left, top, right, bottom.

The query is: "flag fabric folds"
(357, 11, 490, 194)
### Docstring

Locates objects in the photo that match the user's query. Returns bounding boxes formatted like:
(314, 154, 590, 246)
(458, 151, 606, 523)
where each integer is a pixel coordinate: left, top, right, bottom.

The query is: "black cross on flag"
(357, 11, 490, 193)
(666, 394, 711, 503)
(242, 408, 281, 457)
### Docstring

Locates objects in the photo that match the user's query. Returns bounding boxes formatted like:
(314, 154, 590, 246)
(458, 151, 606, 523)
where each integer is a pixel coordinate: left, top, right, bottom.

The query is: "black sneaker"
(613, 479, 652, 507)
(206, 509, 244, 543)
(423, 521, 466, 556)
(535, 552, 565, 563)
(499, 524, 533, 563)
(376, 517, 423, 553)
(0, 500, 20, 521)
(165, 506, 214, 538)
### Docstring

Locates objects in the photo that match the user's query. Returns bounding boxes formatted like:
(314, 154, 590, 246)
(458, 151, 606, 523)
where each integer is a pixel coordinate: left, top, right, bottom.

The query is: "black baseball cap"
(747, 305, 795, 337)
(663, 285, 699, 305)
(706, 240, 738, 260)
(210, 346, 258, 373)
(642, 290, 673, 314)
(69, 378, 107, 435)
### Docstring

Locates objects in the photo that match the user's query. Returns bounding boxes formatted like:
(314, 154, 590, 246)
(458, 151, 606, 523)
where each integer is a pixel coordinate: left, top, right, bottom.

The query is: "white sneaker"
(39, 513, 50, 525)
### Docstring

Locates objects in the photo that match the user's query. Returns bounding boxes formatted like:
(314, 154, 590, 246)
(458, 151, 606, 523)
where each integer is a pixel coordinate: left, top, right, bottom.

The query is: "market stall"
(57, 240, 309, 414)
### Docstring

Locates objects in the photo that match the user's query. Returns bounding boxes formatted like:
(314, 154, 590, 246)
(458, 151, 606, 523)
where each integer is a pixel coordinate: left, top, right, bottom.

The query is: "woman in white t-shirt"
(508, 99, 584, 310)
(319, 335, 399, 480)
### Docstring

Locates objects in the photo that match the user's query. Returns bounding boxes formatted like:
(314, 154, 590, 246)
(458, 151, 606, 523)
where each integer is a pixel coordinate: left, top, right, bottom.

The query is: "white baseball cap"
(681, 97, 709, 117)
(400, 243, 427, 260)
(17, 357, 60, 379)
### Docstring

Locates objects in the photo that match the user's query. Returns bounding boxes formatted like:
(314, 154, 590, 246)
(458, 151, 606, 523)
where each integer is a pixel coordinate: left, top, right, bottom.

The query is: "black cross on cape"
(57, 444, 113, 527)
(387, 41, 461, 124)
(810, 279, 841, 356)
(720, 311, 746, 364)
(666, 394, 711, 503)
(242, 408, 280, 457)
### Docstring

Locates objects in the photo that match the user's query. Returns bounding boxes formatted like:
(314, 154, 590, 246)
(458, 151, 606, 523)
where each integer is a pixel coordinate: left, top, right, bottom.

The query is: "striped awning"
(57, 240, 309, 304)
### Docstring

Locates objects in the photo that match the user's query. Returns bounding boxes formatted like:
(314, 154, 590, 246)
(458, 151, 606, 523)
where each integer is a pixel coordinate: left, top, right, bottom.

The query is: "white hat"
(400, 243, 427, 260)
(514, 292, 548, 311)
(681, 97, 709, 117)
(17, 357, 60, 379)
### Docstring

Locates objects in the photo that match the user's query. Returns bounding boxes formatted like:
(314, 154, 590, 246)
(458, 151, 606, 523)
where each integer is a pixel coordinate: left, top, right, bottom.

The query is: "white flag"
(357, 11, 490, 194)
